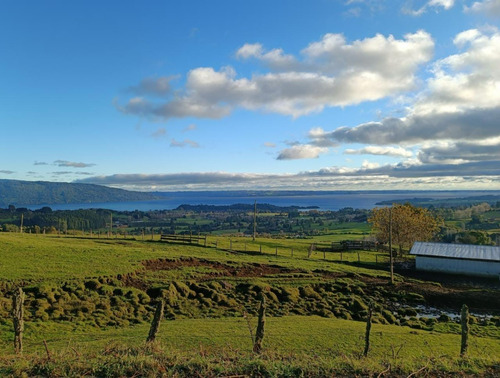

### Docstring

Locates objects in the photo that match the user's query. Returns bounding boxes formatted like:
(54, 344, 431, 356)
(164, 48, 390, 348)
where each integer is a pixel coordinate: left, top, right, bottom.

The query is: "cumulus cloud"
(118, 31, 433, 120)
(236, 43, 298, 71)
(34, 161, 48, 166)
(308, 28, 500, 147)
(466, 0, 500, 16)
(278, 28, 500, 176)
(324, 107, 500, 145)
(404, 0, 455, 16)
(418, 139, 500, 163)
(413, 28, 500, 115)
(170, 139, 200, 148)
(263, 142, 276, 148)
(277, 145, 329, 160)
(54, 160, 96, 168)
(0, 170, 15, 174)
(345, 146, 413, 157)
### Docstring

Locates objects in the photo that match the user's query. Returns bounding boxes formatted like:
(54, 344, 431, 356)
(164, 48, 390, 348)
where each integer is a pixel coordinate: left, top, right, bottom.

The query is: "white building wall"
(416, 256, 500, 278)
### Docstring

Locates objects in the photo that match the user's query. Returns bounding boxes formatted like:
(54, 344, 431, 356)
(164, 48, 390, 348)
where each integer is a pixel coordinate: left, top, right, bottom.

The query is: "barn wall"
(416, 256, 500, 278)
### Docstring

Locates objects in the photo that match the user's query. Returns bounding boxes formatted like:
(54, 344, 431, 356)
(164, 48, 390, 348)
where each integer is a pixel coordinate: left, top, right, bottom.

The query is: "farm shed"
(410, 242, 500, 278)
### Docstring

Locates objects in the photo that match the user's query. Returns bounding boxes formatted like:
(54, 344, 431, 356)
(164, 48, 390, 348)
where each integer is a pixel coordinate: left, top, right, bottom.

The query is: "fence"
(160, 234, 207, 247)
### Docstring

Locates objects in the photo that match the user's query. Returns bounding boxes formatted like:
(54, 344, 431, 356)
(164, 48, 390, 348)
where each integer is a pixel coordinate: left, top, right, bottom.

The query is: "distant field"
(0, 233, 390, 281)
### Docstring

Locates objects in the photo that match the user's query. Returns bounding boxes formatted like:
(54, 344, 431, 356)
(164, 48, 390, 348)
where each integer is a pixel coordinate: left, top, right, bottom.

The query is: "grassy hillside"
(0, 233, 498, 376)
(0, 179, 157, 207)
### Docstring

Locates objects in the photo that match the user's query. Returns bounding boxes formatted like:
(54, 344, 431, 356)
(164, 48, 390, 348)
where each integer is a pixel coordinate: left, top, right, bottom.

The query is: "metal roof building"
(410, 242, 500, 278)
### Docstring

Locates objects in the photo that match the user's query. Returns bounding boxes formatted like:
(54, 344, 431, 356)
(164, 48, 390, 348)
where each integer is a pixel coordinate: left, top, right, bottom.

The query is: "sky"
(1, 0, 500, 192)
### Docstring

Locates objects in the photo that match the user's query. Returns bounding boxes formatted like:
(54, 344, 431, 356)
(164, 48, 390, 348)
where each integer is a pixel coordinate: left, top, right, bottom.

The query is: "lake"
(26, 190, 500, 212)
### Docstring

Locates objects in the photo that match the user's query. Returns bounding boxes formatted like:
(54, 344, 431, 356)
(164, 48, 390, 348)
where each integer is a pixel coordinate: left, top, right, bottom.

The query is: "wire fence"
(2, 315, 497, 362)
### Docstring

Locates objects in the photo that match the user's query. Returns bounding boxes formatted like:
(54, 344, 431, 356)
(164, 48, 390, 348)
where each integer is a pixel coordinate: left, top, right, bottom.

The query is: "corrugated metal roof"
(410, 242, 500, 261)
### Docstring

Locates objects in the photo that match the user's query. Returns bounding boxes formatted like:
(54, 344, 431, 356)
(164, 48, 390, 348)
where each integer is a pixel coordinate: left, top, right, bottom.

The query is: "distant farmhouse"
(410, 242, 500, 278)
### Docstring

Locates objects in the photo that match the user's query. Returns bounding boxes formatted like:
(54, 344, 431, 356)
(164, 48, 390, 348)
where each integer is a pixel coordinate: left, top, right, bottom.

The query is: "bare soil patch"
(141, 257, 304, 278)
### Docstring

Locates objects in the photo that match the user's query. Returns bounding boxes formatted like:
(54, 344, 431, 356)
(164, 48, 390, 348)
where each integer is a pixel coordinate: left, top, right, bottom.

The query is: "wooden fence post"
(275, 247, 278, 256)
(147, 300, 165, 343)
(363, 303, 373, 357)
(460, 304, 469, 357)
(253, 295, 266, 354)
(323, 250, 326, 260)
(12, 287, 25, 354)
(357, 252, 360, 263)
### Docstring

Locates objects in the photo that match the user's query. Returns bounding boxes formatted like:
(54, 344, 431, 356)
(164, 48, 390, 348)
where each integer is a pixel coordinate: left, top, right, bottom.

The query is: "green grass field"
(0, 232, 498, 376)
(1, 316, 498, 376)
(0, 233, 390, 281)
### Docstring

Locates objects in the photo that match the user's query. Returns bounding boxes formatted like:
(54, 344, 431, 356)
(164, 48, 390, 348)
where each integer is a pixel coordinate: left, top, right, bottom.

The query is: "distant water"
(25, 190, 500, 212)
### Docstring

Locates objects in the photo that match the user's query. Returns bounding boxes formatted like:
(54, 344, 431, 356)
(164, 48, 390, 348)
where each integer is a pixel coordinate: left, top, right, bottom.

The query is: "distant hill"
(376, 195, 500, 207)
(0, 179, 157, 207)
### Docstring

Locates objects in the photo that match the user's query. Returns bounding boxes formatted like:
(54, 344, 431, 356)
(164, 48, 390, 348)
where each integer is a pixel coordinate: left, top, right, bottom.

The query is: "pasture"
(0, 232, 499, 376)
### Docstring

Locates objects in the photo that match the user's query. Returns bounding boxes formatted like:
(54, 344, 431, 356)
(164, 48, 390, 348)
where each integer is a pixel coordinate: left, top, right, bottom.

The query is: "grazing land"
(0, 228, 499, 376)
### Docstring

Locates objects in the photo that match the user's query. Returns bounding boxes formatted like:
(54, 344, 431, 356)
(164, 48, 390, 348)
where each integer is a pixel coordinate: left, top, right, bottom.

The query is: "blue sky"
(1, 0, 500, 191)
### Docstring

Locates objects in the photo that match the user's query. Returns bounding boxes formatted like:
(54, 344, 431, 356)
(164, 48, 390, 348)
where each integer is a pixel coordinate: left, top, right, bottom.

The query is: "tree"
(369, 203, 441, 254)
(457, 230, 493, 245)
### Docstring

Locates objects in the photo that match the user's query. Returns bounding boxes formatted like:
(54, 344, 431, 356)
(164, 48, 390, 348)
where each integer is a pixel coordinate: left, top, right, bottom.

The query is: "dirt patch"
(141, 257, 304, 278)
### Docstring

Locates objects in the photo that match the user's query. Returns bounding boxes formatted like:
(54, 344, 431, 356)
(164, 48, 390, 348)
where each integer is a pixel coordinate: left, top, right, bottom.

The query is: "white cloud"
(277, 145, 329, 160)
(75, 160, 500, 191)
(118, 31, 434, 120)
(361, 160, 380, 169)
(54, 160, 95, 168)
(236, 43, 297, 71)
(309, 28, 500, 147)
(345, 146, 413, 157)
(321, 107, 500, 145)
(287, 28, 500, 181)
(466, 0, 500, 16)
(418, 139, 500, 163)
(404, 0, 455, 16)
(411, 28, 500, 115)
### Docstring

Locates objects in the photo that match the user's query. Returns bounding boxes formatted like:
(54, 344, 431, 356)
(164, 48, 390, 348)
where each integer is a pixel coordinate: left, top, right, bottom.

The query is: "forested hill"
(0, 179, 157, 207)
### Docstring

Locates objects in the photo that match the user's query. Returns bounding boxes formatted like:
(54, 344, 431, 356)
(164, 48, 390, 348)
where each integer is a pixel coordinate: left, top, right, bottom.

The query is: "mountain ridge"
(0, 179, 157, 207)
